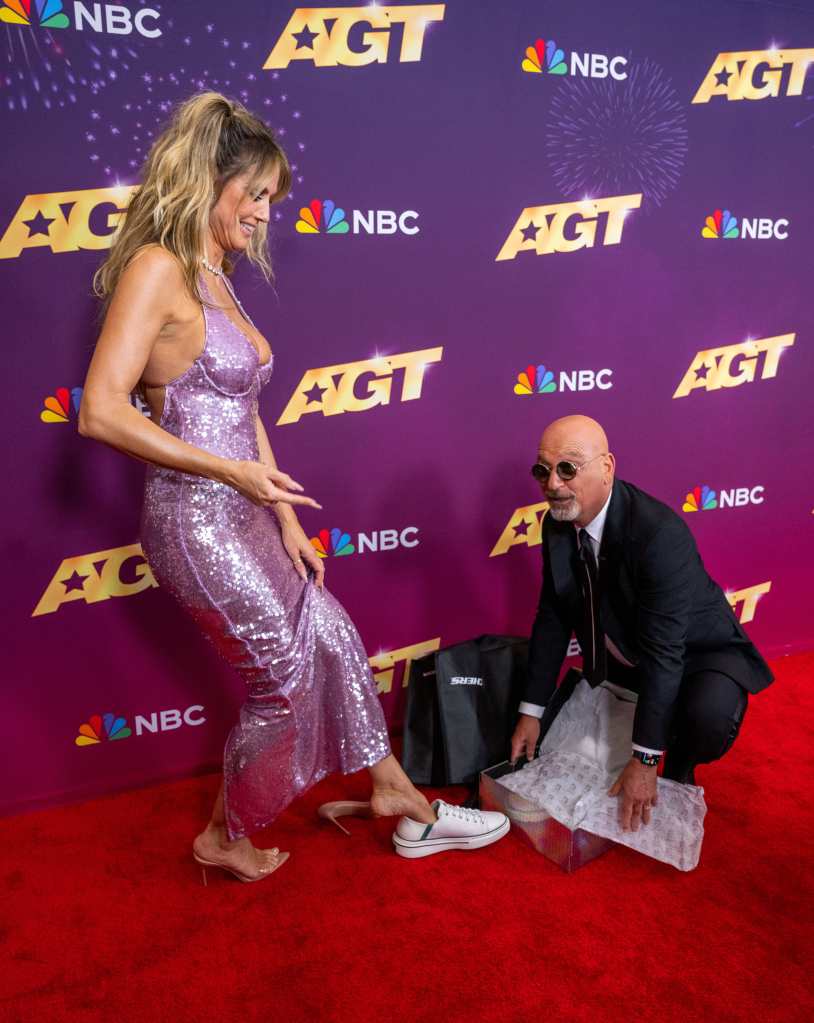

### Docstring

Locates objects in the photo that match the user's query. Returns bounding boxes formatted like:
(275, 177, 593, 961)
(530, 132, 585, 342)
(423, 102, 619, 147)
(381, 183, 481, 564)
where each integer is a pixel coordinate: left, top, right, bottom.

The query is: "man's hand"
(608, 757, 658, 831)
(510, 714, 541, 765)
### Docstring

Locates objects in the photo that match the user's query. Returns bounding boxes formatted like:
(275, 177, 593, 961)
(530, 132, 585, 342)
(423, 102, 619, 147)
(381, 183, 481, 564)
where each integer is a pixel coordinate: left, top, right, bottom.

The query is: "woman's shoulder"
(126, 243, 185, 280)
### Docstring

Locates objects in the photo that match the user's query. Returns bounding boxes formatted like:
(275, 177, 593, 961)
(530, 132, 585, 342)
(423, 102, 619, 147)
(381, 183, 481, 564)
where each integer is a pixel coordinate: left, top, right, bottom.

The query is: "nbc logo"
(496, 194, 641, 260)
(702, 208, 788, 241)
(673, 333, 794, 398)
(76, 713, 132, 746)
(296, 198, 419, 237)
(75, 705, 206, 747)
(692, 49, 814, 104)
(310, 526, 419, 558)
(41, 387, 83, 424)
(0, 1, 162, 36)
(40, 386, 150, 423)
(682, 485, 764, 512)
(521, 36, 627, 80)
(264, 4, 445, 69)
(514, 364, 613, 395)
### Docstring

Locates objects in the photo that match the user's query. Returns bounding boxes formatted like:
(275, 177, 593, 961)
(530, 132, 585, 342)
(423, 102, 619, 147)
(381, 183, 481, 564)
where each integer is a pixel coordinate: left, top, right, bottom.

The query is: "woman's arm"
(80, 248, 319, 511)
(255, 413, 325, 588)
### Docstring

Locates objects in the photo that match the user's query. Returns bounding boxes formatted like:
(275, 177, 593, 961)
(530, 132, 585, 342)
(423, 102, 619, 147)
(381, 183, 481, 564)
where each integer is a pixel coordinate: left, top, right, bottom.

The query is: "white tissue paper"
(499, 679, 707, 871)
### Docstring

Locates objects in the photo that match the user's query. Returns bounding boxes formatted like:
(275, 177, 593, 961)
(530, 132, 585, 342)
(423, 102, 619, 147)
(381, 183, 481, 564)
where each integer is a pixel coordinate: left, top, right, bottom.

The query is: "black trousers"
(537, 660, 749, 783)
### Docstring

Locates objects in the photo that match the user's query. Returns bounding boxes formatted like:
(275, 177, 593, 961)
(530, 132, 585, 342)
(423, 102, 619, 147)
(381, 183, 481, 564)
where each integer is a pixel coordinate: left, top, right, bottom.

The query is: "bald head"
(536, 416, 615, 526)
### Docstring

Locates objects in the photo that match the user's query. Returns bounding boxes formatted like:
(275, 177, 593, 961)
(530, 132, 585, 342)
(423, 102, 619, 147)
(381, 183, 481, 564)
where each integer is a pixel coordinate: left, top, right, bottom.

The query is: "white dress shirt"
(519, 491, 664, 756)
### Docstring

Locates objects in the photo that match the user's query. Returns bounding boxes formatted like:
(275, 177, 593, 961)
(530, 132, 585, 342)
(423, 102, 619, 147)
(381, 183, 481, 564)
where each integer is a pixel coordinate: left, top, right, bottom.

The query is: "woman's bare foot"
(192, 823, 285, 880)
(370, 786, 436, 825)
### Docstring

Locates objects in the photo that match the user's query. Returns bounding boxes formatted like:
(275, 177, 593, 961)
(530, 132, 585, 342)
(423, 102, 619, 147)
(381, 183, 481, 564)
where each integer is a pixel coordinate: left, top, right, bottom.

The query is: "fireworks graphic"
(81, 15, 306, 217)
(2, 16, 147, 112)
(546, 58, 688, 208)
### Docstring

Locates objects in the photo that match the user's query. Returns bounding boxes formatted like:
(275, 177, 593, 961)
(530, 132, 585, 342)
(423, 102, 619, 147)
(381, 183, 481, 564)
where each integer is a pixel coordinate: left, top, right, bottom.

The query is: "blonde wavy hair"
(94, 91, 291, 305)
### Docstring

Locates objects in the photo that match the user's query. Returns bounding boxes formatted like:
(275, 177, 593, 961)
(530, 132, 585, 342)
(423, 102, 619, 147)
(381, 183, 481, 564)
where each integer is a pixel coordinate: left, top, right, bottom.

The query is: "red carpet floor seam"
(1, 651, 812, 1023)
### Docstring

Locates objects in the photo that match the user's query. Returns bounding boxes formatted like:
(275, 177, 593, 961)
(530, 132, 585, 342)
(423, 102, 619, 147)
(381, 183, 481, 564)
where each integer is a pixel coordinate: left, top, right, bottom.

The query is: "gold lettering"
(490, 502, 549, 557)
(726, 581, 771, 624)
(692, 49, 814, 104)
(369, 638, 441, 694)
(495, 195, 641, 261)
(32, 543, 157, 617)
(263, 5, 445, 69)
(276, 347, 443, 425)
(0, 187, 136, 259)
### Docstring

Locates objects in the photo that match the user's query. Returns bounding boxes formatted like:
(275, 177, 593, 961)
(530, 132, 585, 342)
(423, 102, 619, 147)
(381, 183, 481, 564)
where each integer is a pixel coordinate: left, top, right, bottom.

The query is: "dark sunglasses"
(531, 453, 606, 483)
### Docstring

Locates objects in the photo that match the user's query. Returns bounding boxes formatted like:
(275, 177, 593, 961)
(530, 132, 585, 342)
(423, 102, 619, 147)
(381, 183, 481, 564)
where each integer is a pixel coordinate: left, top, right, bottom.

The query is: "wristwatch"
(632, 750, 661, 768)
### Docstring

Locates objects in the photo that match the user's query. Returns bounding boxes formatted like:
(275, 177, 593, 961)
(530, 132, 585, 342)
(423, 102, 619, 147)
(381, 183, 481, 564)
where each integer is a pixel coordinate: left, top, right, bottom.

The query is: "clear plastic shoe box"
(480, 760, 615, 873)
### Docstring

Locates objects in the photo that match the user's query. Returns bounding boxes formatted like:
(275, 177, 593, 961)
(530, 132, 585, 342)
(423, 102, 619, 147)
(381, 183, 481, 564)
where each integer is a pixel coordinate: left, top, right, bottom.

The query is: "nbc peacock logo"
(296, 199, 349, 235)
(311, 528, 355, 558)
(41, 386, 82, 424)
(0, 0, 69, 28)
(522, 38, 567, 75)
(702, 209, 739, 240)
(514, 364, 557, 395)
(75, 713, 132, 747)
(682, 485, 718, 512)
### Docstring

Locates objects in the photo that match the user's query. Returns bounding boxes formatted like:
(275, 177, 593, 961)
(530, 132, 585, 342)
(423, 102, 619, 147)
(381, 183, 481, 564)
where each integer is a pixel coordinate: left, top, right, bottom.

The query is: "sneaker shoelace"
(439, 803, 485, 825)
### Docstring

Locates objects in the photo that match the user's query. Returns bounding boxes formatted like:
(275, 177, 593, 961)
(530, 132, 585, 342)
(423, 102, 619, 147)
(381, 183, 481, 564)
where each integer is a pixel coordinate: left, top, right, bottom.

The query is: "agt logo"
(514, 363, 613, 395)
(296, 198, 419, 236)
(522, 36, 628, 80)
(692, 49, 814, 104)
(496, 194, 642, 261)
(369, 638, 441, 695)
(33, 543, 157, 617)
(0, 1, 162, 37)
(264, 4, 445, 69)
(310, 526, 419, 558)
(702, 208, 789, 241)
(490, 502, 549, 557)
(75, 706, 205, 747)
(276, 347, 443, 425)
(41, 386, 150, 423)
(682, 484, 765, 513)
(0, 186, 136, 260)
(726, 581, 771, 624)
(672, 333, 795, 399)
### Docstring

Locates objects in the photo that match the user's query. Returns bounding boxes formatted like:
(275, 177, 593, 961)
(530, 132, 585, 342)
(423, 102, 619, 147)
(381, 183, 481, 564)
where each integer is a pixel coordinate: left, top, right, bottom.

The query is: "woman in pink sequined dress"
(80, 93, 437, 883)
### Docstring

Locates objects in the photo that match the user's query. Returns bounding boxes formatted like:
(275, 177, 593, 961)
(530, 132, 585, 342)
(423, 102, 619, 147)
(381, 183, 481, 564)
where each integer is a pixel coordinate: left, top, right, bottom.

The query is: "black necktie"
(578, 528, 606, 687)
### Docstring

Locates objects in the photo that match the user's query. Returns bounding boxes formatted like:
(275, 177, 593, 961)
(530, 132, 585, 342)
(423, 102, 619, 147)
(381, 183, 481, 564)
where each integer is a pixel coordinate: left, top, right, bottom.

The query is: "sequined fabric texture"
(140, 275, 391, 840)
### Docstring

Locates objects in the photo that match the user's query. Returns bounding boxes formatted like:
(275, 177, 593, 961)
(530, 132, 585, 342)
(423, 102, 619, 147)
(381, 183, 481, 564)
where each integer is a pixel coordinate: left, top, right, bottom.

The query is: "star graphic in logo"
(24, 211, 55, 238)
(303, 382, 327, 405)
(520, 222, 539, 243)
(513, 520, 530, 538)
(63, 570, 89, 594)
(694, 364, 710, 380)
(293, 25, 319, 49)
(715, 68, 733, 87)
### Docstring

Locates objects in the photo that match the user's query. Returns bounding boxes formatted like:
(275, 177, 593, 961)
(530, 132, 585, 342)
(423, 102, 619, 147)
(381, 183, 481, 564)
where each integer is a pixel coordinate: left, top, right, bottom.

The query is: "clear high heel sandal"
(193, 848, 290, 885)
(317, 801, 374, 836)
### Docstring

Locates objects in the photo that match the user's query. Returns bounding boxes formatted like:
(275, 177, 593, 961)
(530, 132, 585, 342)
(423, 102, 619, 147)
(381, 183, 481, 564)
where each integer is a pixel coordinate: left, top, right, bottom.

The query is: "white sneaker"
(392, 799, 510, 859)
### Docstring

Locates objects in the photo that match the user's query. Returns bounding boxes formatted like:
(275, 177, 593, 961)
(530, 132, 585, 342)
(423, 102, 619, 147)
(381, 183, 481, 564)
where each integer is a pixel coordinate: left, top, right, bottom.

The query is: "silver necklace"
(201, 256, 224, 277)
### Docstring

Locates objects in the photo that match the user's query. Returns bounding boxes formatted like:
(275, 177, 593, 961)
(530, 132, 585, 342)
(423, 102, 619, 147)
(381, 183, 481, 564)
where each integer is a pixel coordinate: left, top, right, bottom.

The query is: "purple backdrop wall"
(2, 0, 812, 818)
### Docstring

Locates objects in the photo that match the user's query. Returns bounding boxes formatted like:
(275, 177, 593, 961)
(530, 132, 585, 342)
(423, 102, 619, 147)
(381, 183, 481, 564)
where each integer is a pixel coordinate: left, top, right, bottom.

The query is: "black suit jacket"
(525, 478, 774, 750)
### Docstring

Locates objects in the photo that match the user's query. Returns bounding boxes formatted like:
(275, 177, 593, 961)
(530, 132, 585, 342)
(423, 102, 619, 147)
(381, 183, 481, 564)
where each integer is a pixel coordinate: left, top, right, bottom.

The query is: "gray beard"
(547, 498, 581, 522)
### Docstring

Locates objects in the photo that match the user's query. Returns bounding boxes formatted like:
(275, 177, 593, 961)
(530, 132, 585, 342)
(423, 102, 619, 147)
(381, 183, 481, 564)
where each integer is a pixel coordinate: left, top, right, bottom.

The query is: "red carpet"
(2, 652, 813, 1023)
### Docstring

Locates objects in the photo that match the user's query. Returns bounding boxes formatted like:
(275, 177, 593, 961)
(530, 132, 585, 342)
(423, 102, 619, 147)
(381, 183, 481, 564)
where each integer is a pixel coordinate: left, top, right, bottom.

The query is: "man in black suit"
(510, 415, 773, 831)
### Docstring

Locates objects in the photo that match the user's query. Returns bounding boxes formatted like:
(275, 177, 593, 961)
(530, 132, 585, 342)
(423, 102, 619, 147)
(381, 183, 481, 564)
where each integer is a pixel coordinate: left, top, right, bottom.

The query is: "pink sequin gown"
(140, 275, 391, 840)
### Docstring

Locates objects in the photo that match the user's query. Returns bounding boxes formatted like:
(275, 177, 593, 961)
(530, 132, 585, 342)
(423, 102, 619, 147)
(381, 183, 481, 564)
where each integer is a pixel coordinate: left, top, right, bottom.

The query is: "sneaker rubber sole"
(392, 817, 510, 859)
